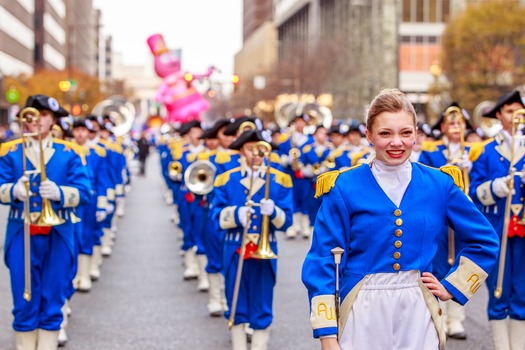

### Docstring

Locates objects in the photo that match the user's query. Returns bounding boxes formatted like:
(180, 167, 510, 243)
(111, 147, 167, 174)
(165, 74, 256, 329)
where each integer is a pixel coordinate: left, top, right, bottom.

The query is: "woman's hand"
(320, 337, 341, 350)
(421, 272, 453, 301)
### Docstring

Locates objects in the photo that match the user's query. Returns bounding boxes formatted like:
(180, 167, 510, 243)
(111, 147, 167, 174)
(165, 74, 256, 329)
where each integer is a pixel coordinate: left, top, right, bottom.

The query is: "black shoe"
(448, 331, 467, 340)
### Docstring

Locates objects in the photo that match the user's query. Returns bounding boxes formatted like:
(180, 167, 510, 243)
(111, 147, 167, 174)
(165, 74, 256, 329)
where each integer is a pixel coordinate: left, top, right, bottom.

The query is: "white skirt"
(339, 271, 439, 350)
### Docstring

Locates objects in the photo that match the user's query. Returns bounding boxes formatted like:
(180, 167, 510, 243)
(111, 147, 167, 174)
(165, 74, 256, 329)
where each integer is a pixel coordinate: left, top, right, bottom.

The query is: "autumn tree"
(2, 68, 118, 114)
(440, 1, 525, 113)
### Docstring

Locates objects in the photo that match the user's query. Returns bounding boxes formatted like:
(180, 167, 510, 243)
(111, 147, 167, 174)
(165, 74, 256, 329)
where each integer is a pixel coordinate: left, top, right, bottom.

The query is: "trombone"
(228, 141, 277, 329)
(443, 106, 470, 265)
(495, 108, 525, 298)
(19, 107, 66, 301)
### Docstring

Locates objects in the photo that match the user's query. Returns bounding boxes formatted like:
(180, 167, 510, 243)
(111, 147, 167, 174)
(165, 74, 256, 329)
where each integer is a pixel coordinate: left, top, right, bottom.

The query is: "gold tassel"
(440, 165, 464, 192)
(315, 170, 341, 198)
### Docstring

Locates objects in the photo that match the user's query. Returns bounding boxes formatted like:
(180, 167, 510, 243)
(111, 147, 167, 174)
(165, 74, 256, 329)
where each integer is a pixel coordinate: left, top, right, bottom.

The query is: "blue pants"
(223, 255, 275, 329)
(486, 236, 525, 320)
(203, 206, 224, 273)
(6, 229, 73, 331)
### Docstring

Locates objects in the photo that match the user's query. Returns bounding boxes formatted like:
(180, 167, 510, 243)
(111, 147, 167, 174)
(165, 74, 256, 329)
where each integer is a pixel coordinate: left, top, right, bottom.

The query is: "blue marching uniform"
(302, 163, 498, 348)
(469, 133, 525, 321)
(211, 164, 293, 329)
(76, 144, 110, 255)
(0, 137, 91, 331)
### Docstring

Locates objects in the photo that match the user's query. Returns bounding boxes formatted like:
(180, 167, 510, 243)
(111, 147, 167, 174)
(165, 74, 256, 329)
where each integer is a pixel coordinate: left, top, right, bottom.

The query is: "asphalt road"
(0, 152, 494, 349)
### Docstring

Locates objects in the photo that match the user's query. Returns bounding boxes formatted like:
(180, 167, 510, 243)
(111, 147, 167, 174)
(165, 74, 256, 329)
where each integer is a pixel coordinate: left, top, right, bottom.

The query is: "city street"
(0, 152, 493, 349)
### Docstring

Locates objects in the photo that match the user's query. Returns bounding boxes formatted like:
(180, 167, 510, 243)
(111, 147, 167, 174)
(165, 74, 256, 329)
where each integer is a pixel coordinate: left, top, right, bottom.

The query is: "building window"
(402, 0, 451, 23)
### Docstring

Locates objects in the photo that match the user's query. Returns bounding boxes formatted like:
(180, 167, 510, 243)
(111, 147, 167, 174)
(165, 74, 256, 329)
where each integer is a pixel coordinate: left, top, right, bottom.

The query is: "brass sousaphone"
(92, 95, 135, 137)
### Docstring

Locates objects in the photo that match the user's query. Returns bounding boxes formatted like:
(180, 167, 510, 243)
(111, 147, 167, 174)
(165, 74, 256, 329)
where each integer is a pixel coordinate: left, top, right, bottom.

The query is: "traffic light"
(184, 73, 193, 88)
(71, 104, 82, 116)
(232, 74, 240, 92)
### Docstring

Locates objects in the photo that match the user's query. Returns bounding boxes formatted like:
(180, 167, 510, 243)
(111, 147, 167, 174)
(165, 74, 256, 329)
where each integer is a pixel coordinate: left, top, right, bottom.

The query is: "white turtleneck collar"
(370, 159, 412, 207)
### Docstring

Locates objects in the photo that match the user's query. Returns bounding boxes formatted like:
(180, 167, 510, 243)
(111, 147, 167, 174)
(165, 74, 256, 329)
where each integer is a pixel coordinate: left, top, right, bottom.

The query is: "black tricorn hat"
(223, 116, 258, 136)
(431, 102, 473, 131)
(482, 90, 524, 119)
(229, 129, 278, 151)
(328, 124, 349, 136)
(73, 117, 95, 132)
(23, 94, 69, 118)
(417, 121, 433, 137)
(177, 120, 202, 136)
(200, 118, 230, 139)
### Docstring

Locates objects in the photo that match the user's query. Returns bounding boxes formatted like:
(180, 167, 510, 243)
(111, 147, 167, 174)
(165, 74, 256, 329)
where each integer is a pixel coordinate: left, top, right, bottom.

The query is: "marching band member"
(211, 129, 293, 350)
(71, 118, 110, 292)
(0, 94, 91, 349)
(302, 88, 499, 350)
(278, 114, 314, 239)
(326, 124, 350, 169)
(173, 121, 207, 286)
(418, 102, 475, 340)
(469, 90, 525, 349)
(197, 118, 233, 316)
(302, 125, 332, 237)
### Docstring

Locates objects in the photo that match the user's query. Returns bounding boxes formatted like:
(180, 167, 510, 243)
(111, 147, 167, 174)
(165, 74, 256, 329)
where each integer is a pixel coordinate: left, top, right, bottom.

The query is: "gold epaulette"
(91, 144, 107, 158)
(279, 132, 290, 143)
(187, 153, 197, 163)
(440, 165, 464, 192)
(0, 138, 22, 157)
(54, 139, 87, 165)
(330, 147, 345, 159)
(216, 150, 236, 164)
(269, 168, 293, 188)
(468, 138, 492, 162)
(314, 165, 360, 198)
(198, 150, 216, 161)
(158, 136, 167, 145)
(214, 167, 240, 187)
(302, 144, 312, 153)
(169, 139, 184, 150)
(270, 152, 281, 164)
(420, 140, 442, 152)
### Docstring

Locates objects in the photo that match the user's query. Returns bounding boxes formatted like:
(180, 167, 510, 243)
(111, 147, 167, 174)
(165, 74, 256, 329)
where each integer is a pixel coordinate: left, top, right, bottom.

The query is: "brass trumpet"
(495, 108, 525, 298)
(289, 147, 300, 171)
(168, 161, 183, 179)
(252, 141, 278, 260)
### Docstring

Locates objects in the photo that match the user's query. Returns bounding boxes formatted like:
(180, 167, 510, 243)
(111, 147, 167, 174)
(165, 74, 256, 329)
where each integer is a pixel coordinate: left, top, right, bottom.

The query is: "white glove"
(280, 155, 291, 168)
(169, 173, 182, 182)
(106, 203, 115, 215)
(39, 180, 61, 201)
(520, 166, 525, 184)
(301, 165, 314, 178)
(13, 175, 30, 201)
(96, 210, 107, 222)
(456, 153, 472, 172)
(238, 206, 255, 227)
(260, 198, 275, 216)
(492, 176, 511, 198)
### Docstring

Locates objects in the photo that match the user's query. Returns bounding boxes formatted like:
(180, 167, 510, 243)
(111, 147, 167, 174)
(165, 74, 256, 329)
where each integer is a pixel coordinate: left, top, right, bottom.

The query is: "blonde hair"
(366, 88, 417, 132)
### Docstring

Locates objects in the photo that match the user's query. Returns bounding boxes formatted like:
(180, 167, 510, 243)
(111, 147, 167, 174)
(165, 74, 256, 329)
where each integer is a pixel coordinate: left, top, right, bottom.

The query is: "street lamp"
(428, 62, 443, 121)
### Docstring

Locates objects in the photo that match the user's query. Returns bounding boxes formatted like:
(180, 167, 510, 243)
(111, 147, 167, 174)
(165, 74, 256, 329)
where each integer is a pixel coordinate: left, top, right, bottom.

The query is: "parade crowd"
(0, 88, 524, 350)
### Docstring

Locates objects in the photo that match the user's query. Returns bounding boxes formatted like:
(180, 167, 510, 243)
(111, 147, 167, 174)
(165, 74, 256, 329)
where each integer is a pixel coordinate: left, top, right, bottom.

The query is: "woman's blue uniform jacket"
(302, 162, 499, 339)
